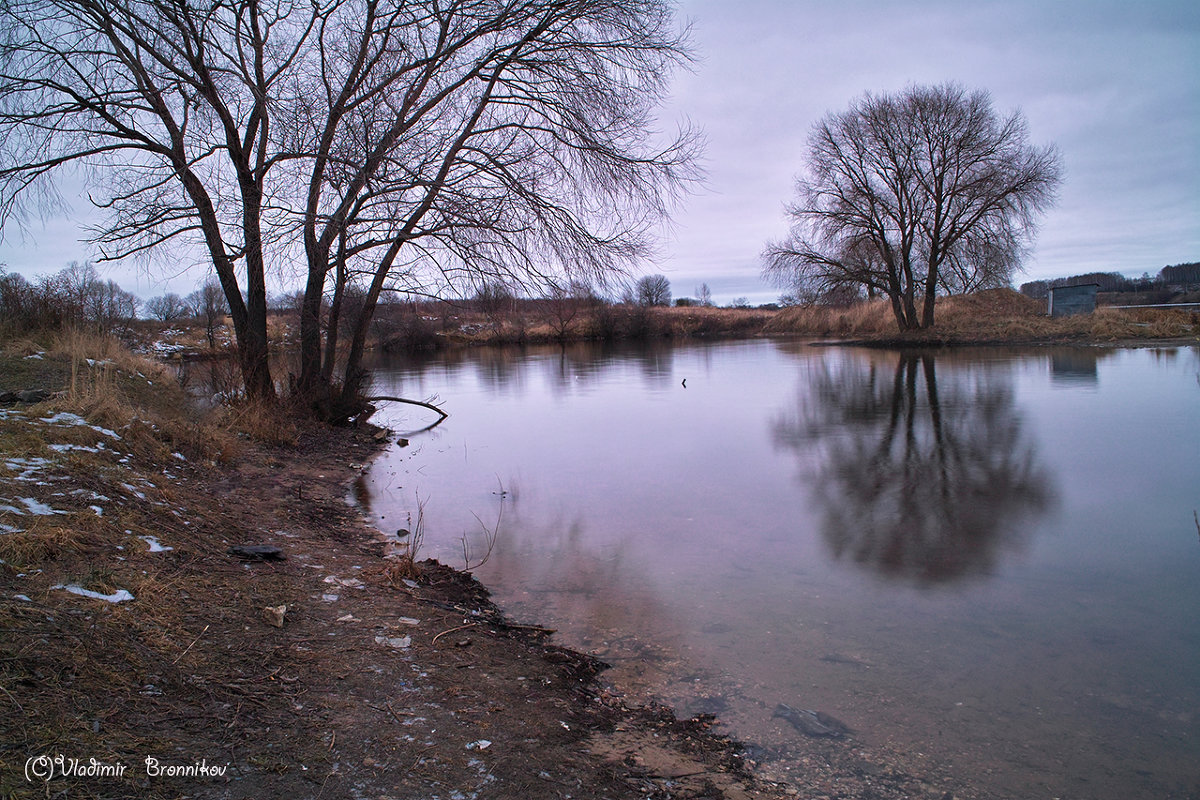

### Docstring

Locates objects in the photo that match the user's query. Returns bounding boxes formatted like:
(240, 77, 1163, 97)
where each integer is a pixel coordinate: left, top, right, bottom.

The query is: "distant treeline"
(1020, 262, 1200, 300)
(0, 263, 231, 340)
(0, 262, 139, 335)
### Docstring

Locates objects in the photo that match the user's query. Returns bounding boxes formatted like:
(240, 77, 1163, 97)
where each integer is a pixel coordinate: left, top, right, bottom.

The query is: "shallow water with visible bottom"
(357, 340, 1200, 799)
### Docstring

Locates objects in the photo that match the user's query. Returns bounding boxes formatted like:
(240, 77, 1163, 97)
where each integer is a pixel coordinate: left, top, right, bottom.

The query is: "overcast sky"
(1, 0, 1196, 304)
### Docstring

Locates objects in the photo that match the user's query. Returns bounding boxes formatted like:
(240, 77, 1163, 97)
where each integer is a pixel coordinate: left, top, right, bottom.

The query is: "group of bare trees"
(0, 261, 138, 333)
(765, 83, 1063, 330)
(0, 0, 699, 419)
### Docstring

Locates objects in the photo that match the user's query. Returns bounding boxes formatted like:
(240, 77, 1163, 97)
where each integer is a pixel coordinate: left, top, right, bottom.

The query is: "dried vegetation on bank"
(764, 288, 1200, 344)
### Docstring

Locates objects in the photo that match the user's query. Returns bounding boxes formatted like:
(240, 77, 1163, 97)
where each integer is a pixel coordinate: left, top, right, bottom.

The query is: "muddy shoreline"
(1, 392, 975, 798)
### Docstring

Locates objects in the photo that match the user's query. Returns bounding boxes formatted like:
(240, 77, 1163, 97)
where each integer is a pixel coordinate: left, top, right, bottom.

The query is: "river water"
(356, 340, 1200, 799)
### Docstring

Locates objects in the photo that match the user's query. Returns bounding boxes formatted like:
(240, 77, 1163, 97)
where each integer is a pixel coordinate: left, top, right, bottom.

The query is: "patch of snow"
(465, 739, 492, 751)
(323, 575, 364, 589)
(374, 635, 411, 649)
(321, 593, 339, 602)
(24, 352, 44, 360)
(0, 408, 25, 419)
(13, 594, 32, 602)
(3, 457, 54, 481)
(0, 503, 23, 515)
(53, 584, 135, 603)
(120, 483, 147, 501)
(139, 535, 172, 552)
(48, 443, 102, 453)
(172, 452, 186, 461)
(39, 412, 89, 425)
(38, 412, 120, 439)
(0, 522, 23, 534)
(90, 505, 103, 516)
(19, 497, 67, 515)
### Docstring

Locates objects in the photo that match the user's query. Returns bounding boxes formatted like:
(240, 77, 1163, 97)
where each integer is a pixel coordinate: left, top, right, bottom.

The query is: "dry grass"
(766, 289, 1200, 343)
(214, 395, 300, 446)
(765, 300, 896, 337)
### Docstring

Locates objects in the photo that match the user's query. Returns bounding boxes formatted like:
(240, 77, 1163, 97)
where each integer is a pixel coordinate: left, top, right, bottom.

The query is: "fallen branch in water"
(365, 395, 448, 421)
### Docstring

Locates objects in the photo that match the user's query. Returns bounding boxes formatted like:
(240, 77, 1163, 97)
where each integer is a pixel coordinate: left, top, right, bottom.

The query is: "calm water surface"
(358, 340, 1200, 799)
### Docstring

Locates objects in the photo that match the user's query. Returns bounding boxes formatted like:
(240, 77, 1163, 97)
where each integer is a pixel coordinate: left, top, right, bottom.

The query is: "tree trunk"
(297, 261, 328, 400)
(239, 181, 276, 402)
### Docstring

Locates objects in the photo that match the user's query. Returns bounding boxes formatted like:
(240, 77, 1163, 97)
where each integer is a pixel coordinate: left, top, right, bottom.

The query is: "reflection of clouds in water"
(774, 351, 1057, 585)
(469, 510, 684, 667)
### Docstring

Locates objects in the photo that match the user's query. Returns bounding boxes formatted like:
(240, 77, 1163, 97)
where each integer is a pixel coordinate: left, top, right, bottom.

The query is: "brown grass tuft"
(766, 289, 1199, 343)
(216, 396, 301, 446)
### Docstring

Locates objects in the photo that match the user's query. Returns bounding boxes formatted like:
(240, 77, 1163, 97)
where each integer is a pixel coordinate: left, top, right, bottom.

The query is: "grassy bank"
(764, 288, 1200, 344)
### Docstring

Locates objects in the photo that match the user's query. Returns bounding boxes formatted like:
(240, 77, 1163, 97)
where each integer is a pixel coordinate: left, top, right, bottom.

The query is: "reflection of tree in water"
(774, 351, 1056, 584)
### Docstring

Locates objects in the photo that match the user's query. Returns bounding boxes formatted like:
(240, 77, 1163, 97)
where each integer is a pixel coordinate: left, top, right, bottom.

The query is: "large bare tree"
(764, 83, 1062, 330)
(0, 0, 333, 399)
(0, 0, 697, 414)
(288, 0, 700, 420)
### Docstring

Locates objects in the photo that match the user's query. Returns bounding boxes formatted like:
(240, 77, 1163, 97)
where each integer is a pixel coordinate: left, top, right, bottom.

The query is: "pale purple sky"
(1, 0, 1196, 304)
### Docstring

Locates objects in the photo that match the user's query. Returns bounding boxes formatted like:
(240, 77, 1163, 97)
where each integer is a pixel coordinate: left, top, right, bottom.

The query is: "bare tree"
(1, 0, 698, 417)
(145, 292, 187, 323)
(289, 0, 701, 420)
(0, 0, 331, 400)
(542, 279, 596, 342)
(695, 282, 713, 307)
(635, 274, 671, 307)
(187, 278, 229, 349)
(764, 83, 1062, 330)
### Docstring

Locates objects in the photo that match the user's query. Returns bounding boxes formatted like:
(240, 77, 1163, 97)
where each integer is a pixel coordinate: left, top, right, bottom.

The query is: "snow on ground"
(52, 584, 135, 603)
(140, 535, 173, 552)
(18, 497, 67, 515)
(39, 412, 121, 439)
(3, 457, 55, 481)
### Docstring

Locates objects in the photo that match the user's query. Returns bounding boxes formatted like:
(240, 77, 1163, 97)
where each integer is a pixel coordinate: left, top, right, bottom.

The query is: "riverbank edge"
(0, 340, 994, 799)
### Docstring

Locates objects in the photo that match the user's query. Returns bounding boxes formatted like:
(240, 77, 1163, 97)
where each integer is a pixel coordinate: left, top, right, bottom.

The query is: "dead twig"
(172, 623, 210, 665)
(432, 623, 476, 645)
(384, 701, 413, 724)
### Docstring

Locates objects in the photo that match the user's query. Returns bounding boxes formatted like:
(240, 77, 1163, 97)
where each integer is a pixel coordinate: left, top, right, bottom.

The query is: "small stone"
(263, 604, 287, 628)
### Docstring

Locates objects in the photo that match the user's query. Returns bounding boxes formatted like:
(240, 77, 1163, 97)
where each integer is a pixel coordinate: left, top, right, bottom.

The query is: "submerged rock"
(772, 703, 852, 738)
